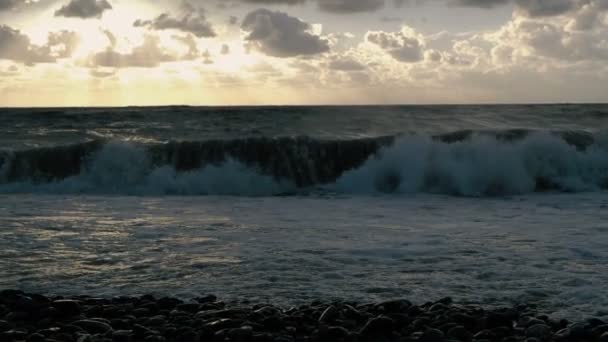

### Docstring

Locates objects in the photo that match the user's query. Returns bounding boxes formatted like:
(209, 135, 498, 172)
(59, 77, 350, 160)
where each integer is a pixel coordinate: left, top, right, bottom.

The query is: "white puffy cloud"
(365, 26, 426, 62)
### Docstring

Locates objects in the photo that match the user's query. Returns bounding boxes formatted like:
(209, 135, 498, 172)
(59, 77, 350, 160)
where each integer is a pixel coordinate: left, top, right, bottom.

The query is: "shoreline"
(1, 290, 607, 342)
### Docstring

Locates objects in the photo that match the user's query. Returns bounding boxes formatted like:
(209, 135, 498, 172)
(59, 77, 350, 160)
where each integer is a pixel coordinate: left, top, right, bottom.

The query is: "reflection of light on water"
(1, 194, 608, 320)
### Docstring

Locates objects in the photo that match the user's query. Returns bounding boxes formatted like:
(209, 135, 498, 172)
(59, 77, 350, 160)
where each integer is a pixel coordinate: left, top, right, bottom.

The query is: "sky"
(0, 0, 607, 106)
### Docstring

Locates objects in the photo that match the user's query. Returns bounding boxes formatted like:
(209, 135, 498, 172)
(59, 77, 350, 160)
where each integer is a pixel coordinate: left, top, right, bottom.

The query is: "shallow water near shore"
(1, 192, 607, 320)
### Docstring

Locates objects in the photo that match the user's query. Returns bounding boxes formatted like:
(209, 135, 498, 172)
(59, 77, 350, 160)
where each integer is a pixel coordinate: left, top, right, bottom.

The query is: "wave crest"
(1, 130, 607, 196)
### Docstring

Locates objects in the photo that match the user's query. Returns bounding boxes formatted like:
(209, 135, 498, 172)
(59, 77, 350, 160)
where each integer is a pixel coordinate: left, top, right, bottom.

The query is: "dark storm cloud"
(0, 0, 18, 11)
(451, 0, 579, 17)
(317, 0, 385, 13)
(134, 10, 216, 38)
(0, 25, 80, 64)
(239, 0, 306, 3)
(221, 0, 384, 12)
(241, 8, 330, 57)
(221, 0, 594, 16)
(55, 0, 112, 18)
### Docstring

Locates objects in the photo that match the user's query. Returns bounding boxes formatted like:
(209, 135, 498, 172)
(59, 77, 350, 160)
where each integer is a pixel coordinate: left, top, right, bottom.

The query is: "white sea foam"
(333, 133, 608, 196)
(1, 132, 607, 196)
(0, 142, 293, 196)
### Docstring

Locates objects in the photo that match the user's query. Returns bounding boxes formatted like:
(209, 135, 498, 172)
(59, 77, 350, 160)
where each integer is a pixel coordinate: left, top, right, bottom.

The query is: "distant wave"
(1, 130, 606, 196)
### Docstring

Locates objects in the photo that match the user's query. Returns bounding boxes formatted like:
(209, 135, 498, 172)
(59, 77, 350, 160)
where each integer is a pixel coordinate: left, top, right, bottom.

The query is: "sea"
(1, 104, 607, 319)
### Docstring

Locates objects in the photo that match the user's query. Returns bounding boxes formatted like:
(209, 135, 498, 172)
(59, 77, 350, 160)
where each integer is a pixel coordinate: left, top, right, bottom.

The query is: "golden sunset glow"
(1, 0, 607, 106)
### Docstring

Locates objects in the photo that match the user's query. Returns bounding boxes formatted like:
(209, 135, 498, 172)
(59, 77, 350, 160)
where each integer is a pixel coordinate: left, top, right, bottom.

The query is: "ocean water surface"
(1, 104, 607, 319)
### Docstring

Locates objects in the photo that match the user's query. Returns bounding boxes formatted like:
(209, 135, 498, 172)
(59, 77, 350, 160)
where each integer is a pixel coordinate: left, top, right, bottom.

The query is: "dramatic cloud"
(317, 0, 385, 13)
(0, 0, 19, 11)
(241, 9, 330, 57)
(88, 36, 176, 68)
(134, 9, 216, 38)
(55, 0, 112, 18)
(366, 26, 425, 62)
(327, 56, 366, 70)
(0, 25, 79, 64)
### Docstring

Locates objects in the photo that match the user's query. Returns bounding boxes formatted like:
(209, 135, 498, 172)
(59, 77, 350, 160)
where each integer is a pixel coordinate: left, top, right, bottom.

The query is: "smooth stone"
(52, 300, 81, 316)
(360, 315, 394, 335)
(174, 330, 199, 342)
(72, 320, 113, 334)
(144, 337, 166, 342)
(131, 308, 150, 317)
(1, 329, 28, 340)
(526, 324, 552, 341)
(228, 325, 253, 340)
(112, 330, 133, 342)
(473, 329, 496, 340)
(195, 295, 217, 304)
(446, 325, 473, 342)
(325, 326, 350, 340)
(50, 332, 74, 342)
(156, 298, 182, 310)
(419, 328, 445, 342)
(261, 315, 284, 331)
(0, 320, 10, 332)
(176, 304, 200, 313)
(204, 319, 243, 332)
(518, 317, 546, 328)
(375, 299, 413, 313)
(26, 333, 46, 342)
(592, 325, 608, 337)
(318, 306, 337, 323)
(146, 316, 167, 327)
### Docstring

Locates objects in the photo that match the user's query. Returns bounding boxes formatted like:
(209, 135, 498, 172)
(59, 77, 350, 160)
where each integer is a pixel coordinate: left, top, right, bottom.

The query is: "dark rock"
(204, 318, 243, 332)
(360, 315, 394, 335)
(146, 315, 166, 327)
(525, 324, 552, 341)
(0, 319, 10, 332)
(144, 337, 166, 342)
(228, 325, 253, 341)
(175, 330, 199, 342)
(473, 329, 496, 340)
(50, 332, 75, 342)
(592, 324, 608, 337)
(176, 303, 200, 313)
(518, 317, 545, 328)
(262, 315, 284, 331)
(325, 326, 350, 340)
(72, 320, 113, 334)
(318, 305, 338, 323)
(52, 300, 81, 316)
(375, 299, 412, 313)
(131, 308, 150, 317)
(26, 333, 46, 342)
(446, 325, 472, 342)
(1, 329, 28, 341)
(419, 328, 445, 342)
(600, 332, 608, 342)
(195, 295, 217, 304)
(429, 303, 448, 312)
(112, 330, 133, 342)
(156, 298, 181, 311)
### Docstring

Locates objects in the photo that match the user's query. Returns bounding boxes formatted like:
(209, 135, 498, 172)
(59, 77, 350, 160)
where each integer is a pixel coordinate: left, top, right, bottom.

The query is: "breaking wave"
(0, 130, 607, 196)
